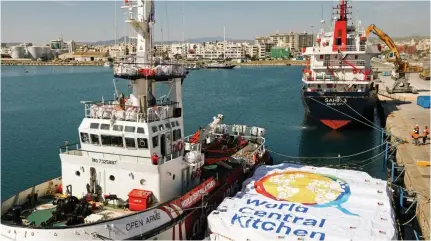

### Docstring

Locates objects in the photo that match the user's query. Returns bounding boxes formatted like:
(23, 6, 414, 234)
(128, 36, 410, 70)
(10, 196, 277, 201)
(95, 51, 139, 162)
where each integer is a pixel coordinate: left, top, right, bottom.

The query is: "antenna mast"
(114, 0, 118, 46)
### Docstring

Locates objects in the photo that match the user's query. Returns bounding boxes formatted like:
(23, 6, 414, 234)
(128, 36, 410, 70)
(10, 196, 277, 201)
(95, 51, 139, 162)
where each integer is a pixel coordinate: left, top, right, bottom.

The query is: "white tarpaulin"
(207, 163, 397, 241)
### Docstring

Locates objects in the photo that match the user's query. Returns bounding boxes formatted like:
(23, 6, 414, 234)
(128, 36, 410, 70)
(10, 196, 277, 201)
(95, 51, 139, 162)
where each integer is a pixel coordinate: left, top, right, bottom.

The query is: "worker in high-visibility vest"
(411, 125, 420, 146)
(422, 126, 429, 145)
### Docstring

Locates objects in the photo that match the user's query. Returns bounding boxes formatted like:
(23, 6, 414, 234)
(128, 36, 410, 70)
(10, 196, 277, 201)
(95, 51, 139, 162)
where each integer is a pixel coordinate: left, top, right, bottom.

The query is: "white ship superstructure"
(300, 0, 382, 130)
(0, 1, 272, 240)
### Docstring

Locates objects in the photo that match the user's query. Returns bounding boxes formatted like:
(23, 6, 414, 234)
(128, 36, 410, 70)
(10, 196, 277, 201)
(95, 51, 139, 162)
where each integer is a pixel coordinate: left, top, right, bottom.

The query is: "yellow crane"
(365, 24, 418, 94)
(364, 24, 407, 79)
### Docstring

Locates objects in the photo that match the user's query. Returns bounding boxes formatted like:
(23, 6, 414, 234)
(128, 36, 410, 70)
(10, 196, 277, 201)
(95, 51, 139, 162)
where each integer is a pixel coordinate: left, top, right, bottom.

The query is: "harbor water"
(1, 66, 385, 199)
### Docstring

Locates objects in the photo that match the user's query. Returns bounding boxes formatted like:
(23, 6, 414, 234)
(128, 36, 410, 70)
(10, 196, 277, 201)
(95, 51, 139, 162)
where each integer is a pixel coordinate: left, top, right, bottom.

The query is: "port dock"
(377, 73, 430, 239)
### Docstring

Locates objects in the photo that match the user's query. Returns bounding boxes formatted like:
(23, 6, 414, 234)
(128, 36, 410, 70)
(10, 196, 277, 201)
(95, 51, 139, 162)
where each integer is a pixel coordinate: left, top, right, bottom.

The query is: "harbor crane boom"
(364, 24, 407, 79)
(365, 24, 417, 94)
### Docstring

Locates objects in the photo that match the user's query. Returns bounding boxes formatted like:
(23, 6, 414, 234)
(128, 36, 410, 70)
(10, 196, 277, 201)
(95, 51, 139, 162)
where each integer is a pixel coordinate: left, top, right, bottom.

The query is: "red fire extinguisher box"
(128, 189, 153, 211)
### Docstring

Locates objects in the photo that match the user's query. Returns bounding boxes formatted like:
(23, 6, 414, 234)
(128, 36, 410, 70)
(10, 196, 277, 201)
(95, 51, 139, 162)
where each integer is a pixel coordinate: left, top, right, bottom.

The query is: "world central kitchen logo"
(254, 171, 358, 216)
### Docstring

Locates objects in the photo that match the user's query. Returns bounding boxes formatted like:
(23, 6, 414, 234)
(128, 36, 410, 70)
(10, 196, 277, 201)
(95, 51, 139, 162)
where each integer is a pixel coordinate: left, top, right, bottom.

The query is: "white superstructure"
(301, 1, 381, 93)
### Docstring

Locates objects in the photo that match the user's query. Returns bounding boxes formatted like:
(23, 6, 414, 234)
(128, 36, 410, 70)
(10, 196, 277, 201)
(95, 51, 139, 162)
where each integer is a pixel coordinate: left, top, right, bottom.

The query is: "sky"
(1, 1, 430, 44)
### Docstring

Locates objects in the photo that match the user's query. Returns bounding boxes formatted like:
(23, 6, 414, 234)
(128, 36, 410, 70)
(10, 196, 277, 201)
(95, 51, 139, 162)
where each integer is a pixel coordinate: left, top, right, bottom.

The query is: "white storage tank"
(11, 46, 25, 59)
(27, 46, 42, 60)
(27, 46, 52, 60)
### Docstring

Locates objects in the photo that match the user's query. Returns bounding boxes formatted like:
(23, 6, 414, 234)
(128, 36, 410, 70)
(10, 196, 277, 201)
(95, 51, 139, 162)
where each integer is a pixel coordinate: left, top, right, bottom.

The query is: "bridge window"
(165, 123, 171, 129)
(125, 126, 135, 133)
(80, 133, 90, 143)
(125, 138, 136, 148)
(90, 134, 100, 145)
(90, 123, 99, 129)
(175, 121, 180, 126)
(152, 136, 159, 148)
(137, 127, 145, 134)
(101, 124, 110, 130)
(171, 121, 176, 127)
(138, 138, 148, 149)
(173, 129, 182, 141)
(113, 125, 123, 131)
(101, 135, 123, 147)
(158, 125, 164, 131)
(151, 126, 158, 133)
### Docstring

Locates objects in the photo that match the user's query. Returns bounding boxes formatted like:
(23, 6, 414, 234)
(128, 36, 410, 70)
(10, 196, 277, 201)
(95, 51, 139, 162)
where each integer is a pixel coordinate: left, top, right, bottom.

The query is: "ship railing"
(323, 60, 366, 67)
(345, 45, 357, 51)
(113, 61, 187, 78)
(303, 75, 336, 82)
(59, 142, 82, 155)
(184, 124, 266, 161)
(60, 141, 183, 165)
(303, 74, 373, 82)
(81, 100, 179, 123)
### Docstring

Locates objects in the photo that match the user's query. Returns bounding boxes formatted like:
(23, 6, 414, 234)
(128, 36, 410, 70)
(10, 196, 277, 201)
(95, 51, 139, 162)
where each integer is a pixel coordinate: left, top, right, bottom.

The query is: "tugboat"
(301, 0, 382, 130)
(0, 1, 272, 240)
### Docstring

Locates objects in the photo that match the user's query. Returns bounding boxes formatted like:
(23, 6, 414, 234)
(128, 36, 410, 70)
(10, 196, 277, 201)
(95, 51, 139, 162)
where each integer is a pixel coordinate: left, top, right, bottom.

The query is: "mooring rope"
(268, 141, 388, 160)
(268, 143, 398, 172)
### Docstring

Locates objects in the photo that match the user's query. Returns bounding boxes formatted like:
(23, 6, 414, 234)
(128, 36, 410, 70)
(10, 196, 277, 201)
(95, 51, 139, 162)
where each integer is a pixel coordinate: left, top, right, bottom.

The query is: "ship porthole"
(140, 179, 146, 185)
(75, 171, 80, 176)
(109, 175, 115, 181)
(172, 174, 175, 180)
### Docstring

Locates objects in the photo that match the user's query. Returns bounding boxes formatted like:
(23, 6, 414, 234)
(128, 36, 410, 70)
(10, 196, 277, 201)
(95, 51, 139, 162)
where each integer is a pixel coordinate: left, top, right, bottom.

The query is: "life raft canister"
(253, 152, 258, 162)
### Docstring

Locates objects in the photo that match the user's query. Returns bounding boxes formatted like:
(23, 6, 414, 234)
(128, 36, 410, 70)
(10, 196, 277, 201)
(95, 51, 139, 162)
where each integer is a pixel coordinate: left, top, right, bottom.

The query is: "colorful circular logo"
(254, 171, 358, 216)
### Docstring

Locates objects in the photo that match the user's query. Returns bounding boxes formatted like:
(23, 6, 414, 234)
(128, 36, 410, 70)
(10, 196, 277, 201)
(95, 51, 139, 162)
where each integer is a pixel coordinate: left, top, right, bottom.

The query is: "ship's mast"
(331, 0, 351, 51)
(125, 0, 156, 107)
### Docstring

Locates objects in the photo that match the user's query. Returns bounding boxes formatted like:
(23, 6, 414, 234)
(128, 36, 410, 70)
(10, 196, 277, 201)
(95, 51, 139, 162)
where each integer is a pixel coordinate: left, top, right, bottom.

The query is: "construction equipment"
(365, 24, 417, 94)
(420, 68, 430, 80)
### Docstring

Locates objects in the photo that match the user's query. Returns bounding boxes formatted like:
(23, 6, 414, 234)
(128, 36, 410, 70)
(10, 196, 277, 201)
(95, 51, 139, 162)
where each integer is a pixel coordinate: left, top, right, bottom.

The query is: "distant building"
(59, 51, 108, 61)
(257, 31, 313, 57)
(270, 47, 290, 59)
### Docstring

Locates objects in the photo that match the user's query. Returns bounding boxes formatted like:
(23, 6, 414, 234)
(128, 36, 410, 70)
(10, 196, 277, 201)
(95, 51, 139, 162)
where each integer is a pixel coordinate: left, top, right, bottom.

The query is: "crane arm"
(365, 24, 407, 78)
(364, 24, 400, 61)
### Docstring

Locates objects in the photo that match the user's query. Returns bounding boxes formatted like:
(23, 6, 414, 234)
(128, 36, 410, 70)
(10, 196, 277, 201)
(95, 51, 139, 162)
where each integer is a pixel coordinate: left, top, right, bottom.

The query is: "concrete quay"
(377, 73, 430, 239)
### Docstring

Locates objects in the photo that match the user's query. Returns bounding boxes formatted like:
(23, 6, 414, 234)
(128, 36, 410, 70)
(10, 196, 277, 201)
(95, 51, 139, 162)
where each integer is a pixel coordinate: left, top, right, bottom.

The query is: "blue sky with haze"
(1, 1, 430, 44)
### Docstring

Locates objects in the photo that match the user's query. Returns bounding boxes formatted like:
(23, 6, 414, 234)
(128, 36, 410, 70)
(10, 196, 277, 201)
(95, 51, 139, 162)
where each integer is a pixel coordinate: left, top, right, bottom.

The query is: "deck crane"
(364, 24, 417, 94)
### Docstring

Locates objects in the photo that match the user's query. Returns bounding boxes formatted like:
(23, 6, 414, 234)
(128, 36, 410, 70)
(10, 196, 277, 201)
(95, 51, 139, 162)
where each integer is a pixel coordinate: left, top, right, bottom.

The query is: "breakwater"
(233, 60, 306, 66)
(1, 60, 105, 66)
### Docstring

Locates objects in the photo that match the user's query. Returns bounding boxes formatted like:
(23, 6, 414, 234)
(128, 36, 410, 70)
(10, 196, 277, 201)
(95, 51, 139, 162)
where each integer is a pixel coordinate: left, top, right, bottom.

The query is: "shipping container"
(417, 96, 430, 109)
